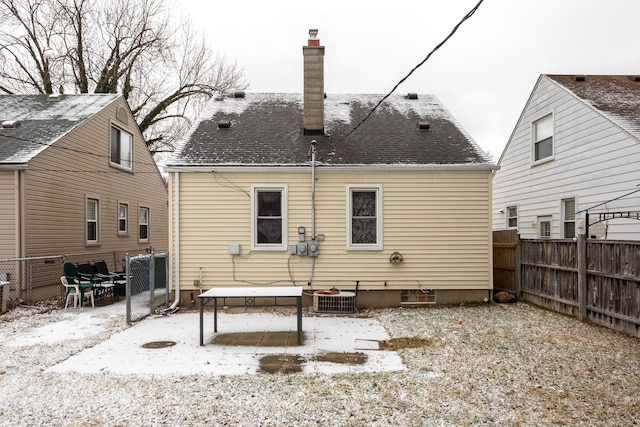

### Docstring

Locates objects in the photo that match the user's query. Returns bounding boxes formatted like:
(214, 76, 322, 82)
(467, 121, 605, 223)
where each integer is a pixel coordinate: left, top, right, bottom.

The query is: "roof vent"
(233, 91, 245, 98)
(629, 76, 640, 82)
(417, 121, 430, 130)
(2, 120, 20, 129)
(572, 75, 586, 82)
(218, 120, 231, 129)
(407, 93, 418, 99)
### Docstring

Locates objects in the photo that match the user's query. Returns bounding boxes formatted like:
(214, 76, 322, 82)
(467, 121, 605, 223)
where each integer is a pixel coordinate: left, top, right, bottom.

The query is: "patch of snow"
(1, 302, 639, 425)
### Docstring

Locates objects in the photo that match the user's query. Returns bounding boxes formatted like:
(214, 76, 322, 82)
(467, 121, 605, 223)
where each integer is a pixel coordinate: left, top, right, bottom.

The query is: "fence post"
(149, 252, 155, 315)
(515, 233, 522, 298)
(125, 253, 131, 325)
(577, 234, 587, 320)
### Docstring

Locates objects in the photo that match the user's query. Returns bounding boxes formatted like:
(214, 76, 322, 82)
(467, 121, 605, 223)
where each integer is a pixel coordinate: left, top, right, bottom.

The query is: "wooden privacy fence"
(492, 231, 640, 338)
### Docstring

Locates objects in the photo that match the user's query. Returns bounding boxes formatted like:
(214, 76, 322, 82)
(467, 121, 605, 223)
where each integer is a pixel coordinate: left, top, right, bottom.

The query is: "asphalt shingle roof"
(546, 75, 640, 139)
(168, 93, 491, 167)
(0, 94, 119, 164)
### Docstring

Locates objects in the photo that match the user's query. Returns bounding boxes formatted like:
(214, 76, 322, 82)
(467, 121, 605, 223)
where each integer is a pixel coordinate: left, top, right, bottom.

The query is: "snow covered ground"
(0, 301, 639, 426)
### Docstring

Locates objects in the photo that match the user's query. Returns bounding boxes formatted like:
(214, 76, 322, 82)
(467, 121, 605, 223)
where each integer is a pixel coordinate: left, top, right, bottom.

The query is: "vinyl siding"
(0, 171, 16, 257)
(23, 97, 168, 257)
(170, 169, 492, 292)
(493, 76, 640, 239)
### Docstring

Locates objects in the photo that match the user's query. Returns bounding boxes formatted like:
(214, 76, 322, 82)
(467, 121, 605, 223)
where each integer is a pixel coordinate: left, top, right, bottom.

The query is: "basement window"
(401, 289, 436, 304)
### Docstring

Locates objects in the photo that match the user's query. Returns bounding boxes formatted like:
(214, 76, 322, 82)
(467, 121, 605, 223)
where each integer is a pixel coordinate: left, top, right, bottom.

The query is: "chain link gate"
(125, 252, 169, 323)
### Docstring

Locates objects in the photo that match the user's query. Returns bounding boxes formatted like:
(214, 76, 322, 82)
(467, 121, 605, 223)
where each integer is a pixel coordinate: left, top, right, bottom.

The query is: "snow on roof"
(169, 92, 492, 167)
(547, 75, 640, 139)
(0, 94, 119, 164)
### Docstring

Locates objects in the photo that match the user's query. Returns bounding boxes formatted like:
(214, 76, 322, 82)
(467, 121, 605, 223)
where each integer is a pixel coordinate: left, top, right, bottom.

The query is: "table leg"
(214, 297, 218, 332)
(297, 296, 302, 345)
(199, 297, 204, 346)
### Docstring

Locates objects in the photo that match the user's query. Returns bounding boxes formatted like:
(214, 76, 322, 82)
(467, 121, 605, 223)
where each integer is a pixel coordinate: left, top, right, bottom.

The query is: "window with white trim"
(347, 185, 383, 250)
(139, 207, 149, 241)
(538, 216, 552, 239)
(87, 198, 99, 243)
(507, 206, 518, 228)
(118, 203, 128, 233)
(110, 125, 132, 169)
(251, 185, 287, 250)
(562, 198, 576, 238)
(533, 114, 553, 162)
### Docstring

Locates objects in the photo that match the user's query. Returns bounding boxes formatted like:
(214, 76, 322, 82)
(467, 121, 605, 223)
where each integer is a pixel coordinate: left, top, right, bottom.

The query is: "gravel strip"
(1, 302, 639, 426)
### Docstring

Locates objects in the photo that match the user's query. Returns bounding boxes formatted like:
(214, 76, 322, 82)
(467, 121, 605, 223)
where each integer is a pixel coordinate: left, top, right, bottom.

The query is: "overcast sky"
(176, 0, 639, 160)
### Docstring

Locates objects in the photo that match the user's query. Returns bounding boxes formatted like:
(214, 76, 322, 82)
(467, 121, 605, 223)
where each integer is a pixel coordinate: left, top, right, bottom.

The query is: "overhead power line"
(330, 0, 485, 148)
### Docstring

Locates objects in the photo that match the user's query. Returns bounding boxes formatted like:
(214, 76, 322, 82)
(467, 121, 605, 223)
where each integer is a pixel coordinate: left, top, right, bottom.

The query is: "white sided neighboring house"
(493, 74, 640, 240)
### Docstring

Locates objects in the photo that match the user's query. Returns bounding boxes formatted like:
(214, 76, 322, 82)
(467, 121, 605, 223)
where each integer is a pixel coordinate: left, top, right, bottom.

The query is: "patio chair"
(95, 260, 127, 300)
(93, 260, 119, 303)
(60, 276, 80, 310)
(62, 262, 95, 308)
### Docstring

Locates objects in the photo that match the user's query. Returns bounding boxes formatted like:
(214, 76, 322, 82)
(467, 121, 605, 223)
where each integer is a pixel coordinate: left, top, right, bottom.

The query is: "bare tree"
(0, 0, 249, 154)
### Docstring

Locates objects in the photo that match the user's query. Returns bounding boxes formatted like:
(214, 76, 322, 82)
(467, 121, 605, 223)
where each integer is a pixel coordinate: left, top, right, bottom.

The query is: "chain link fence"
(125, 252, 169, 324)
(0, 250, 169, 316)
(0, 255, 64, 310)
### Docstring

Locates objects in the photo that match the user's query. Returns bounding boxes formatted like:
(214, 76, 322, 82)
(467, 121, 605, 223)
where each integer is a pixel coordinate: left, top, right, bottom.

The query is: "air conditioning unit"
(313, 290, 355, 313)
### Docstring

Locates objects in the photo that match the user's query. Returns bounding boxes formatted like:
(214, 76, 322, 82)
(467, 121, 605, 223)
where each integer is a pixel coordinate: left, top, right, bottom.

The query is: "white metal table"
(198, 286, 303, 346)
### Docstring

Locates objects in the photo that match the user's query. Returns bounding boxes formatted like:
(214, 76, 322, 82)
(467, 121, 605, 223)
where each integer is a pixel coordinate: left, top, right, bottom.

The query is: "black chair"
(94, 260, 124, 300)
(78, 261, 116, 304)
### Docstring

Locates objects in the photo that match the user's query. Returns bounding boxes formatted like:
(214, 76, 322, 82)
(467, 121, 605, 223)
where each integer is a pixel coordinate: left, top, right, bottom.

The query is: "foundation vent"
(313, 290, 355, 313)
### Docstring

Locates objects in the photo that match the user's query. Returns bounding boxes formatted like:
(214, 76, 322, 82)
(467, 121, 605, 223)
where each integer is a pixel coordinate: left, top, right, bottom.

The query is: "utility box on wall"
(308, 240, 319, 257)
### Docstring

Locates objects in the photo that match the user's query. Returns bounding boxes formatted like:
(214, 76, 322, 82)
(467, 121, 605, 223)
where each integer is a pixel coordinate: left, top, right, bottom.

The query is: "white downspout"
(311, 140, 316, 239)
(308, 141, 317, 286)
(169, 172, 180, 309)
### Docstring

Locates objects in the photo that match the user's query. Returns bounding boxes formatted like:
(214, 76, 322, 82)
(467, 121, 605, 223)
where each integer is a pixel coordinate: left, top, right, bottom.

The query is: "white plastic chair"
(61, 276, 79, 310)
(60, 275, 94, 310)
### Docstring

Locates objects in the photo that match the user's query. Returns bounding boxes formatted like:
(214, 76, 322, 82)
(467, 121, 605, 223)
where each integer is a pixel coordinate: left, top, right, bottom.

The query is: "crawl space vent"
(313, 290, 355, 313)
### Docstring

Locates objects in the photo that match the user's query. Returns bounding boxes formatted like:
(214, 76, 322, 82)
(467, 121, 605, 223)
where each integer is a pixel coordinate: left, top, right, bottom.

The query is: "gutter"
(164, 163, 498, 173)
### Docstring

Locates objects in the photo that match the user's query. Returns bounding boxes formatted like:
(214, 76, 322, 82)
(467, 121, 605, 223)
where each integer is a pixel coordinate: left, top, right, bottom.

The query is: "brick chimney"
(303, 29, 324, 135)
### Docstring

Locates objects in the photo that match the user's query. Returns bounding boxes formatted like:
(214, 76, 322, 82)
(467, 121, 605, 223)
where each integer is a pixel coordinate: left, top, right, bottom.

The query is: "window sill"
(531, 156, 554, 166)
(109, 162, 134, 173)
(250, 246, 287, 252)
(347, 245, 383, 251)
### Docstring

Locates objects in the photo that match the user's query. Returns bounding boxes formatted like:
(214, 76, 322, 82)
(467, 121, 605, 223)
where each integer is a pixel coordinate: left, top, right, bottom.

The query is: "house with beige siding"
(0, 94, 168, 301)
(165, 31, 496, 307)
(493, 75, 640, 240)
